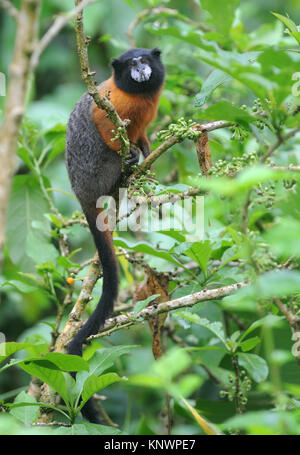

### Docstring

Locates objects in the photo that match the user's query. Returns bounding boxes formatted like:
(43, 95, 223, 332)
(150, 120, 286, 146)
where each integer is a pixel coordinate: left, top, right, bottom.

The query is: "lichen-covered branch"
(54, 253, 101, 353)
(129, 119, 232, 182)
(37, 252, 101, 422)
(88, 281, 247, 340)
(0, 0, 41, 265)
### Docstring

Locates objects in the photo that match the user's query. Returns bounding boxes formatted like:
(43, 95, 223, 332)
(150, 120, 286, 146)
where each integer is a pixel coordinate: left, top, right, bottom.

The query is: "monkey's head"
(111, 48, 165, 95)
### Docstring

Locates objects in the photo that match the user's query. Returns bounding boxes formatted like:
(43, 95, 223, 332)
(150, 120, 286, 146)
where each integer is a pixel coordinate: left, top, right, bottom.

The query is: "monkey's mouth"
(130, 61, 152, 83)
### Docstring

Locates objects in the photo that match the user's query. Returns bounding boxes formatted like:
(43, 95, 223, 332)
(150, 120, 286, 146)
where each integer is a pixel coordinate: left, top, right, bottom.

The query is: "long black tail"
(67, 206, 119, 422)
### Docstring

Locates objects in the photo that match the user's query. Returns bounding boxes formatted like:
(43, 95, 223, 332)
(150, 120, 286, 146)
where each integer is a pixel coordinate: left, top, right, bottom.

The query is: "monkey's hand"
(126, 144, 140, 165)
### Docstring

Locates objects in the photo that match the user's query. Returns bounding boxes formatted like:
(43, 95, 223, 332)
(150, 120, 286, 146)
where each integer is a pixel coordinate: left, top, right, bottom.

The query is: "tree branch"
(88, 281, 247, 340)
(30, 0, 98, 70)
(129, 120, 232, 182)
(0, 0, 41, 265)
(260, 126, 300, 163)
(127, 7, 209, 47)
(0, 0, 19, 20)
(54, 253, 101, 352)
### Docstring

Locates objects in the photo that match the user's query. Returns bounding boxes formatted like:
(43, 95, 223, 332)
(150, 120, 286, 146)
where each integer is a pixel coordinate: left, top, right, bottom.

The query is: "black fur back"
(66, 92, 122, 208)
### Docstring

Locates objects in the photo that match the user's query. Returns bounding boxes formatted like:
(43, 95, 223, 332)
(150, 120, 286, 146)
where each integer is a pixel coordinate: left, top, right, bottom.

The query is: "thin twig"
(232, 355, 243, 415)
(94, 399, 119, 428)
(32, 421, 71, 427)
(129, 120, 232, 182)
(241, 189, 252, 234)
(260, 126, 300, 163)
(0, 0, 19, 20)
(273, 298, 300, 330)
(270, 165, 300, 172)
(165, 323, 228, 390)
(273, 299, 300, 367)
(30, 0, 98, 70)
(127, 7, 209, 47)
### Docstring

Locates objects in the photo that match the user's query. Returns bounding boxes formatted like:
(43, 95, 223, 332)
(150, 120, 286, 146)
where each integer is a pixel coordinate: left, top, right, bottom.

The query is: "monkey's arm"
(137, 133, 151, 158)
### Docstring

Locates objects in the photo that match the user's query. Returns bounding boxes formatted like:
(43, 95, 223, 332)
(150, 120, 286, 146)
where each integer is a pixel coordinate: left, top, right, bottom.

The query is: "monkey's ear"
(111, 58, 121, 69)
(151, 48, 162, 57)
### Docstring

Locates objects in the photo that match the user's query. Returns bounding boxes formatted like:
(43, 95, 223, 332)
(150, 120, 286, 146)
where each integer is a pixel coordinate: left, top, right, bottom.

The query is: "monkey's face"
(111, 48, 165, 95)
(130, 56, 152, 83)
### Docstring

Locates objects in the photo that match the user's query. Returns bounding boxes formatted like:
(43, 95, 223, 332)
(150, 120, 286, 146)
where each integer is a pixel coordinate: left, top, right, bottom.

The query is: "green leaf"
(239, 336, 261, 352)
(183, 241, 213, 277)
(19, 360, 69, 404)
(114, 238, 182, 267)
(26, 230, 59, 264)
(147, 0, 164, 6)
(264, 218, 300, 258)
(239, 315, 284, 343)
(6, 401, 69, 420)
(271, 12, 298, 34)
(47, 213, 63, 229)
(43, 135, 66, 169)
(290, 31, 300, 45)
(224, 270, 300, 312)
(156, 349, 191, 379)
(136, 416, 156, 435)
(223, 410, 299, 435)
(186, 346, 227, 353)
(237, 353, 269, 382)
(133, 294, 161, 315)
(9, 391, 39, 424)
(81, 373, 124, 407)
(201, 0, 240, 35)
(237, 73, 277, 99)
(220, 246, 238, 268)
(57, 256, 80, 270)
(43, 353, 89, 372)
(175, 311, 228, 348)
(1, 280, 39, 294)
(86, 345, 137, 377)
(6, 175, 50, 268)
(192, 165, 285, 197)
(0, 342, 47, 363)
(258, 270, 300, 299)
(157, 229, 186, 244)
(129, 374, 163, 388)
(17, 147, 35, 172)
(76, 345, 137, 395)
(67, 423, 121, 435)
(130, 348, 192, 395)
(197, 100, 253, 127)
(195, 69, 232, 107)
(177, 374, 202, 397)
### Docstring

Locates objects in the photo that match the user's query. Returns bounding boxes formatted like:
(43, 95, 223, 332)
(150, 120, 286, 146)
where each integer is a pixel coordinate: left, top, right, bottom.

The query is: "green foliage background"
(0, 0, 300, 435)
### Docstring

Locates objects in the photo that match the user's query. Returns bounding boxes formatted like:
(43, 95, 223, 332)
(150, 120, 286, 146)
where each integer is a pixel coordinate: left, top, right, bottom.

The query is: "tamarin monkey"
(65, 48, 165, 422)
